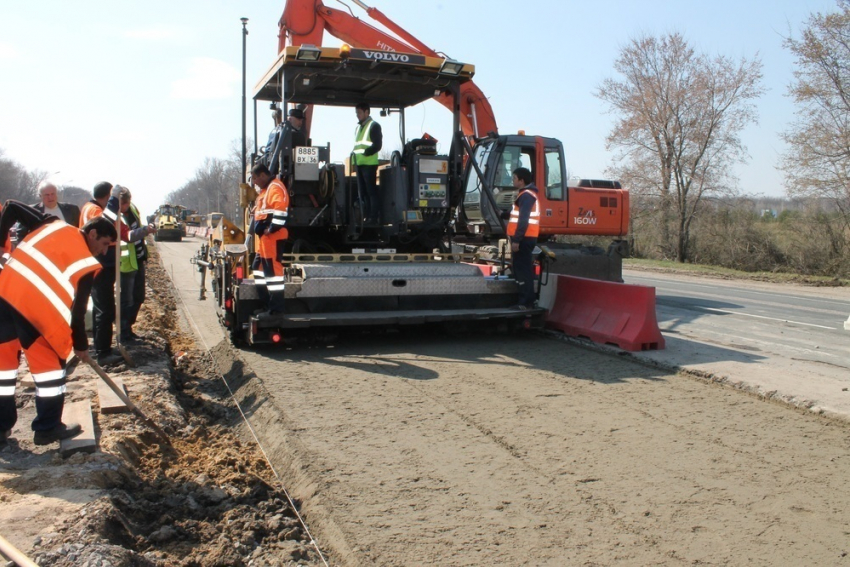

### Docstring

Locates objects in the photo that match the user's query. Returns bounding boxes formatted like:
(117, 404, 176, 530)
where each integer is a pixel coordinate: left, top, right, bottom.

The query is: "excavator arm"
(278, 0, 498, 138)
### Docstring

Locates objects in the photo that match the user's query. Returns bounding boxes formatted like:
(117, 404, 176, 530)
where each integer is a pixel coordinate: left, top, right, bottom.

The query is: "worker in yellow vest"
(352, 103, 382, 224)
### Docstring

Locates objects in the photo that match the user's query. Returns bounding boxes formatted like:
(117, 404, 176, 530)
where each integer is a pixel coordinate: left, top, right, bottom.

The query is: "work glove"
(111, 184, 124, 198)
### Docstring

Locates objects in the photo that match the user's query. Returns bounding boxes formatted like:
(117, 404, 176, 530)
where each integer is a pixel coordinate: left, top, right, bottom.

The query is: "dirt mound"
(1, 243, 322, 566)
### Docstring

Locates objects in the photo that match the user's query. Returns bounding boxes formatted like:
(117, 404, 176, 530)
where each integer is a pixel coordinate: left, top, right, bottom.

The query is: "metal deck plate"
(290, 262, 517, 298)
(254, 306, 546, 329)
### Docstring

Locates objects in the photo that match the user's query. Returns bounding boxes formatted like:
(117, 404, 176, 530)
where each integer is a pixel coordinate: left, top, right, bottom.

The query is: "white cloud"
(170, 58, 239, 100)
(123, 25, 181, 41)
(0, 43, 20, 60)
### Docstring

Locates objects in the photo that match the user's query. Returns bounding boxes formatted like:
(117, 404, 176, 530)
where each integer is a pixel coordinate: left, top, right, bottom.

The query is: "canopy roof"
(253, 46, 475, 109)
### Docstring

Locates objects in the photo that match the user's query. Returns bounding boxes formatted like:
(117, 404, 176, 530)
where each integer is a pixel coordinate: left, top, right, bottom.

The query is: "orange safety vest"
(0, 221, 101, 359)
(506, 188, 540, 238)
(79, 201, 104, 227)
(255, 178, 290, 258)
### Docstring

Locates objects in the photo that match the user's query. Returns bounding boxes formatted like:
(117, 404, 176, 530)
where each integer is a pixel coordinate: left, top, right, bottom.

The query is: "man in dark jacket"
(10, 181, 81, 247)
(79, 182, 125, 366)
(506, 167, 540, 309)
(34, 180, 81, 227)
(271, 106, 308, 179)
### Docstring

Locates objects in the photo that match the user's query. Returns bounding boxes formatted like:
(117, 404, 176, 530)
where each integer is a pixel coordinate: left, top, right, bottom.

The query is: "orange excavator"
(274, 0, 629, 279)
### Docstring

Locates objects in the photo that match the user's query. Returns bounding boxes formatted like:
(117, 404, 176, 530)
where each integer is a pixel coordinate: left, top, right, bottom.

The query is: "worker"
(34, 180, 81, 227)
(352, 102, 382, 224)
(250, 163, 289, 316)
(262, 106, 284, 175)
(111, 187, 154, 343)
(0, 201, 117, 446)
(273, 106, 308, 179)
(79, 182, 125, 366)
(284, 107, 307, 148)
(507, 167, 540, 310)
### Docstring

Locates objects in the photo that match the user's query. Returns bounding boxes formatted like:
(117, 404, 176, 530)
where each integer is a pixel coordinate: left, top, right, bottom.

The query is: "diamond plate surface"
(289, 262, 517, 298)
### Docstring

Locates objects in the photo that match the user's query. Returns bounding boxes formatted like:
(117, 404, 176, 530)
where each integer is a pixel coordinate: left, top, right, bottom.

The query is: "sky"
(0, 0, 840, 217)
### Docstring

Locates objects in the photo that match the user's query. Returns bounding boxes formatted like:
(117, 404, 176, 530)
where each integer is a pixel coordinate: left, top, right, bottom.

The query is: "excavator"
(198, 0, 629, 345)
(276, 0, 629, 279)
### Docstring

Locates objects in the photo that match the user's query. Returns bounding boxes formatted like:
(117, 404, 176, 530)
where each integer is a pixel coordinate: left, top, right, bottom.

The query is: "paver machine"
(204, 46, 549, 345)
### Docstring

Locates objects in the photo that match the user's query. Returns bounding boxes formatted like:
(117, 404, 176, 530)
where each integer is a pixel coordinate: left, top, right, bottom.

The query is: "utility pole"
(241, 17, 249, 185)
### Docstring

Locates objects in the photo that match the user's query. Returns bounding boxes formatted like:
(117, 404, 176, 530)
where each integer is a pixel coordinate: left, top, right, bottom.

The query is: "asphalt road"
(623, 268, 850, 419)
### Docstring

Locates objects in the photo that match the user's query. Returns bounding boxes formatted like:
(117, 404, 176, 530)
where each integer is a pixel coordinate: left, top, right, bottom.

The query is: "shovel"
(88, 359, 172, 447)
(0, 533, 38, 567)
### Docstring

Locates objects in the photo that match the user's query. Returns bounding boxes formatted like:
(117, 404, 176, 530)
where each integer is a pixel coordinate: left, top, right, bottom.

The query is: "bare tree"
(781, 0, 850, 229)
(0, 149, 46, 205)
(163, 138, 248, 219)
(597, 33, 764, 262)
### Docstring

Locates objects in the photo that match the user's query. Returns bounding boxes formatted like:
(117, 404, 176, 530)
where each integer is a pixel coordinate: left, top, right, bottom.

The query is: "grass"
(623, 257, 850, 287)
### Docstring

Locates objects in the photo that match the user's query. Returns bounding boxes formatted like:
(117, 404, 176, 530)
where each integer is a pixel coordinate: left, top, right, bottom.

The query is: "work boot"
(120, 333, 141, 344)
(33, 422, 82, 446)
(96, 351, 124, 367)
(0, 430, 10, 446)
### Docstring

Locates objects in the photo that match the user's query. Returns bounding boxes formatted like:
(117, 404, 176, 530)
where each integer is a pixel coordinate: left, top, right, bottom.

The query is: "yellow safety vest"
(353, 118, 379, 166)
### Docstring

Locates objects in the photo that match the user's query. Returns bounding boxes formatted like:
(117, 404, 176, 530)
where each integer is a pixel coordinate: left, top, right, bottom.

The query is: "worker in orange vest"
(250, 163, 289, 316)
(0, 201, 117, 446)
(506, 167, 540, 310)
(80, 182, 127, 366)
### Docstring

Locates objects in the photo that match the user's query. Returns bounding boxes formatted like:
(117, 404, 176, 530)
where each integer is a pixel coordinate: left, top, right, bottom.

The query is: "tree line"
(596, 0, 850, 277)
(161, 140, 245, 218)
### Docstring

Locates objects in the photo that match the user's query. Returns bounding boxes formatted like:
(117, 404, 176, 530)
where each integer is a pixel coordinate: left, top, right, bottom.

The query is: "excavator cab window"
(545, 148, 565, 200)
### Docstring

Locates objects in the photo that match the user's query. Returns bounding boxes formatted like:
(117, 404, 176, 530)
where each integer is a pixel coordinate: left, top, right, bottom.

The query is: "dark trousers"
(91, 266, 115, 355)
(260, 257, 286, 313)
(356, 164, 380, 221)
(120, 261, 145, 339)
(512, 237, 538, 307)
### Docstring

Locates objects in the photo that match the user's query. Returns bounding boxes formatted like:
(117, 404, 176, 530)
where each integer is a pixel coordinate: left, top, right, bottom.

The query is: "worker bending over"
(0, 201, 117, 446)
(251, 163, 289, 317)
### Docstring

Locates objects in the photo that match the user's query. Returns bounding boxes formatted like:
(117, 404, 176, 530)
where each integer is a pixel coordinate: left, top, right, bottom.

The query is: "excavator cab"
(460, 134, 629, 241)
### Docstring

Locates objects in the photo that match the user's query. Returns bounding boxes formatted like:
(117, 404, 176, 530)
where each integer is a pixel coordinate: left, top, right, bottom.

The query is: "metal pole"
(241, 17, 249, 185)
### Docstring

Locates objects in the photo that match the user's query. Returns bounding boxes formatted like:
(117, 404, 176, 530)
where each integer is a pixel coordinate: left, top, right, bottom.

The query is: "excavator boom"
(278, 0, 497, 138)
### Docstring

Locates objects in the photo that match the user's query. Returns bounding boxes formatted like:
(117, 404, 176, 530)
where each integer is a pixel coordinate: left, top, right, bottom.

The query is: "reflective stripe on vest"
(506, 189, 540, 238)
(120, 210, 139, 273)
(130, 203, 147, 261)
(33, 368, 66, 398)
(257, 179, 290, 239)
(0, 222, 101, 358)
(353, 118, 379, 166)
(79, 201, 103, 228)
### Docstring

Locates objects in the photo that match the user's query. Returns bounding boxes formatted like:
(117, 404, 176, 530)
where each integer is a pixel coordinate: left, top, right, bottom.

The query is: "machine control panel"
(415, 156, 448, 208)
